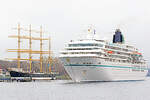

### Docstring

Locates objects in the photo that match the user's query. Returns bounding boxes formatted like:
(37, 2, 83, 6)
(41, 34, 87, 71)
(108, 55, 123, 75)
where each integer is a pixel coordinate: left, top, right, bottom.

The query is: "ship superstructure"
(60, 28, 148, 82)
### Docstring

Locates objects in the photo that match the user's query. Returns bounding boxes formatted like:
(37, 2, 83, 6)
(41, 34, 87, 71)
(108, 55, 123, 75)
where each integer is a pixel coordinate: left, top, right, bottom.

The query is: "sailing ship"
(7, 23, 54, 81)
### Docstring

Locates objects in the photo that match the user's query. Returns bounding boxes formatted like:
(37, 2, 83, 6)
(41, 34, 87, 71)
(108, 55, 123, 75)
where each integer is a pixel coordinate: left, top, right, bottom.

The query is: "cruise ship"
(60, 28, 148, 82)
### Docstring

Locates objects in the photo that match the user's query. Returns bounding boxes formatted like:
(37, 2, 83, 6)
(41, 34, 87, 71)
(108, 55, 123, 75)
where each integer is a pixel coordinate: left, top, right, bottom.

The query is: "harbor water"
(0, 77, 150, 100)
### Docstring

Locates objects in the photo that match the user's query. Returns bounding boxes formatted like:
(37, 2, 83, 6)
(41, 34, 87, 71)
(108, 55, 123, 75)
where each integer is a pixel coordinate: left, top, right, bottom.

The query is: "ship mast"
(48, 36, 51, 73)
(29, 24, 32, 72)
(17, 23, 21, 69)
(7, 23, 52, 73)
(40, 26, 43, 73)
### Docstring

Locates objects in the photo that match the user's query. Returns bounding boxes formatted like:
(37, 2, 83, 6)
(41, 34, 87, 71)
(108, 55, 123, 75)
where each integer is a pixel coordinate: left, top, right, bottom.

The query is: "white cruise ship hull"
(61, 57, 148, 82)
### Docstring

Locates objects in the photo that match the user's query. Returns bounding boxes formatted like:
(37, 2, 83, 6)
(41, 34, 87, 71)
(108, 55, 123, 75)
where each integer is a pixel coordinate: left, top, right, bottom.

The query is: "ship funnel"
(113, 29, 124, 43)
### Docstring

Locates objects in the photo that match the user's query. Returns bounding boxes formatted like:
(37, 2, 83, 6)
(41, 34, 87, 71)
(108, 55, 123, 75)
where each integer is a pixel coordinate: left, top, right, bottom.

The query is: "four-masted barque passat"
(60, 28, 148, 82)
(7, 23, 54, 81)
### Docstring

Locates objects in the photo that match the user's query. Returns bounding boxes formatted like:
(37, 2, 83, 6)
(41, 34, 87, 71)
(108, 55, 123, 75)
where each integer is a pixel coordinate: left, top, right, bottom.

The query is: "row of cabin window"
(83, 62, 93, 64)
(105, 45, 134, 52)
(115, 51, 131, 56)
(104, 50, 142, 58)
(105, 59, 131, 63)
(132, 62, 146, 64)
(69, 44, 103, 47)
(67, 48, 99, 50)
(104, 50, 131, 56)
(62, 52, 101, 55)
(82, 62, 101, 64)
(105, 59, 145, 64)
(106, 54, 143, 62)
(107, 54, 129, 59)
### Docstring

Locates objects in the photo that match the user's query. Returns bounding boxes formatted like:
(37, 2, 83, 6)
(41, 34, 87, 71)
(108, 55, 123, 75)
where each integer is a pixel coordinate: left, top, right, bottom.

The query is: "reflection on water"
(0, 77, 150, 100)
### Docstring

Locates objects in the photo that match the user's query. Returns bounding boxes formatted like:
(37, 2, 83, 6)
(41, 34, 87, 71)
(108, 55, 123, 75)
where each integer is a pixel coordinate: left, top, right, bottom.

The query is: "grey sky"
(1, 0, 150, 61)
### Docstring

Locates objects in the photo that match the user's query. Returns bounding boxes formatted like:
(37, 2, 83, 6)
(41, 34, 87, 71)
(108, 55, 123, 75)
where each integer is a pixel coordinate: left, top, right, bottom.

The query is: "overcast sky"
(1, 0, 150, 62)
